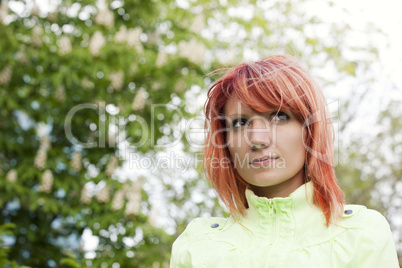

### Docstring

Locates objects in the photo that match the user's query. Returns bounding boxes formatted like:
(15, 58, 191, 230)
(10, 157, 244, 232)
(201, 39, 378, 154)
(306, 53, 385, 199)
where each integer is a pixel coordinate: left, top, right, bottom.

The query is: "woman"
(170, 55, 399, 267)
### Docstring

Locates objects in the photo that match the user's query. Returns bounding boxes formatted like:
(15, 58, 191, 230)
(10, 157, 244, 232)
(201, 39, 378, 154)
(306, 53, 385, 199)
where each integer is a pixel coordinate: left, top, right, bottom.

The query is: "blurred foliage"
(0, 0, 400, 267)
(0, 223, 22, 268)
(336, 99, 402, 266)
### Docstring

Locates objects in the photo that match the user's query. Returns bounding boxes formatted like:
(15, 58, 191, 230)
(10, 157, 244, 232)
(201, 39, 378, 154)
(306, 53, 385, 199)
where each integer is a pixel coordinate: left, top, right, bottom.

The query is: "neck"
(250, 170, 305, 199)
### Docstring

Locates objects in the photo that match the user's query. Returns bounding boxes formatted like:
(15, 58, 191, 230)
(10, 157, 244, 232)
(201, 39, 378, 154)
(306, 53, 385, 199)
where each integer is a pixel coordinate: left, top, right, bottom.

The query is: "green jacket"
(170, 182, 399, 267)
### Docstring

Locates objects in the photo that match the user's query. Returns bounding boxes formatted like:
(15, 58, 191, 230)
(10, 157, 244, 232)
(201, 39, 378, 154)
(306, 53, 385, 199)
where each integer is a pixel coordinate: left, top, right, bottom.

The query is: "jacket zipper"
(260, 200, 276, 268)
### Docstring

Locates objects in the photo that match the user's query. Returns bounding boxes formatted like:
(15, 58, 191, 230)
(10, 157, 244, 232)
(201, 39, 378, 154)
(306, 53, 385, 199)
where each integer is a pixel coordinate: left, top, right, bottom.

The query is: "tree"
(0, 0, 203, 266)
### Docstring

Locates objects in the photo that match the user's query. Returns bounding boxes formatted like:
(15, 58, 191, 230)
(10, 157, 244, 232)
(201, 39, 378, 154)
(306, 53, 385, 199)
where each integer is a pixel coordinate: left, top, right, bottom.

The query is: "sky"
(299, 0, 402, 146)
(328, 0, 402, 92)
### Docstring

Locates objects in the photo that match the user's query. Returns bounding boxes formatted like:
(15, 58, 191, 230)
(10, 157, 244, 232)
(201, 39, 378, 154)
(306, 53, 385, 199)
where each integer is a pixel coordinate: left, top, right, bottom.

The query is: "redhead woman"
(170, 55, 399, 267)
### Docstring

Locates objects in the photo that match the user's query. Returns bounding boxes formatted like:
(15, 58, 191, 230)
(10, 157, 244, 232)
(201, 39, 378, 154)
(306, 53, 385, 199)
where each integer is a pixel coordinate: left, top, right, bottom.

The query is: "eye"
(231, 118, 249, 129)
(270, 111, 290, 123)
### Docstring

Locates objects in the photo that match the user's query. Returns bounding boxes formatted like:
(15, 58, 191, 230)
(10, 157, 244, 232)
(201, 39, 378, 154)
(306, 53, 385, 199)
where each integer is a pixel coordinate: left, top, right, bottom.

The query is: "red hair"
(202, 55, 344, 226)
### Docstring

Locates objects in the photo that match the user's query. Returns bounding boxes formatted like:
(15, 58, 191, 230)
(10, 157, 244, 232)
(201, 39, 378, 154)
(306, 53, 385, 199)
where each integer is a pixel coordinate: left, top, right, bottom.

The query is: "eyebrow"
(226, 113, 254, 118)
(226, 109, 273, 118)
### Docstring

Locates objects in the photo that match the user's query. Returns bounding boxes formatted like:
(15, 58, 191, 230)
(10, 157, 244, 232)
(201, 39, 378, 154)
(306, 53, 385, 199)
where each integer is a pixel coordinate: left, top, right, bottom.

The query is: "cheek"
(291, 127, 307, 162)
(227, 134, 236, 156)
(226, 131, 237, 149)
(298, 126, 308, 154)
(226, 132, 245, 159)
(278, 125, 305, 153)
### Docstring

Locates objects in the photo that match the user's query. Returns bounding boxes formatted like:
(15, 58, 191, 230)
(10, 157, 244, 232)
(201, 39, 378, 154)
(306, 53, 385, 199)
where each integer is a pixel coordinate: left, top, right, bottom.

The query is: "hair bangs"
(229, 62, 310, 122)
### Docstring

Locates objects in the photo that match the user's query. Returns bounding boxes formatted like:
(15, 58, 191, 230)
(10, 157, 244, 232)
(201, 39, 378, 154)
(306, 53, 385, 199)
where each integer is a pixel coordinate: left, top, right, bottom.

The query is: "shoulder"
(174, 217, 231, 241)
(335, 204, 395, 250)
(339, 204, 391, 232)
(336, 205, 399, 266)
(170, 217, 233, 267)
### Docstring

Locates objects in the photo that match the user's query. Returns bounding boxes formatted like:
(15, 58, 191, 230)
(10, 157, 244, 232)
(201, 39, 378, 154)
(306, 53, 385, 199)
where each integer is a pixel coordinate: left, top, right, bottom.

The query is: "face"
(223, 97, 307, 198)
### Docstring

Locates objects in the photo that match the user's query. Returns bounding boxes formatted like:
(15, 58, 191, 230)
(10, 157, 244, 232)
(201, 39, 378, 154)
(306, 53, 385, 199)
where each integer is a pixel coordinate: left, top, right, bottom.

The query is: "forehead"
(223, 97, 262, 116)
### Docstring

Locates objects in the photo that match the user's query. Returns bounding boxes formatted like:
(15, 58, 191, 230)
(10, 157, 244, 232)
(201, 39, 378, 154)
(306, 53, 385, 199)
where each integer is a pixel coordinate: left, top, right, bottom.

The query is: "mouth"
(250, 155, 280, 166)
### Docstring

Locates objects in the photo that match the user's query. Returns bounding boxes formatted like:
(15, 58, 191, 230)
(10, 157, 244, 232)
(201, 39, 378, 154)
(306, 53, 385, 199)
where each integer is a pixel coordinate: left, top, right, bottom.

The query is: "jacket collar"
(241, 182, 326, 234)
(245, 181, 314, 211)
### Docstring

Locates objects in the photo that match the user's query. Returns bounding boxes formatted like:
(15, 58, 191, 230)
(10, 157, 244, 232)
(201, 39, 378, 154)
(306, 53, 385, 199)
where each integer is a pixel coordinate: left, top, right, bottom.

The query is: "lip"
(250, 155, 279, 166)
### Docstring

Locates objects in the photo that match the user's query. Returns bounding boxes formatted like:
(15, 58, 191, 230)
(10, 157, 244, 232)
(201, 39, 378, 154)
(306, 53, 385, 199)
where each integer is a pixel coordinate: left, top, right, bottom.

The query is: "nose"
(247, 118, 272, 150)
